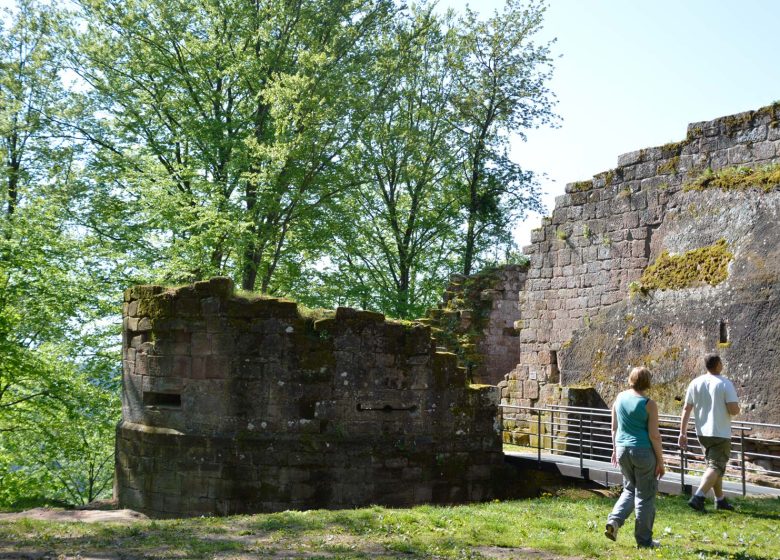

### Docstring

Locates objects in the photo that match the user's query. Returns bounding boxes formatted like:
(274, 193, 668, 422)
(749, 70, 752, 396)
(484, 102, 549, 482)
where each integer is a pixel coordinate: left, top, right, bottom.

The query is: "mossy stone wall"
(421, 264, 528, 386)
(500, 103, 780, 438)
(117, 278, 503, 518)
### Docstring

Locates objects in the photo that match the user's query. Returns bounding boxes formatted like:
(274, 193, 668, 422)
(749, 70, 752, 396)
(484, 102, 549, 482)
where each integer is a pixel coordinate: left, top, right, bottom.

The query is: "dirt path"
(0, 507, 148, 524)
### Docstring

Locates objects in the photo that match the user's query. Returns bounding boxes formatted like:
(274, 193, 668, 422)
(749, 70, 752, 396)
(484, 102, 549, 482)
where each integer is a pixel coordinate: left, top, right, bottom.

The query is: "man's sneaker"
(604, 522, 618, 542)
(715, 498, 735, 511)
(688, 494, 706, 512)
(638, 539, 661, 549)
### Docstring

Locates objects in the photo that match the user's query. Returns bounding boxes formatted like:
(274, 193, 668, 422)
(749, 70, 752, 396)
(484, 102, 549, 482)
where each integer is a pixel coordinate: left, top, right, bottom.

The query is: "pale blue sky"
(440, 0, 780, 246)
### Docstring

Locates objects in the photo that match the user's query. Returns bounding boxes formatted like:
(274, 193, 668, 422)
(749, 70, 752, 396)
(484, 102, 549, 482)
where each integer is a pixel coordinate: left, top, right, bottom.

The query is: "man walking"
(678, 353, 740, 512)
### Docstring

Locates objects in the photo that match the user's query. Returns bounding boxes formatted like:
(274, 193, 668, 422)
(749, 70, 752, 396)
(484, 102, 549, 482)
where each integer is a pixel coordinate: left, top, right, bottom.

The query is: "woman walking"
(604, 366, 665, 548)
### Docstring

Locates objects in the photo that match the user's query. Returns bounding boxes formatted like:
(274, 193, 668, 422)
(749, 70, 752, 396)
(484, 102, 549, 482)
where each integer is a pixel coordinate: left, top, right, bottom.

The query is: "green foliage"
(569, 180, 593, 192)
(451, 0, 556, 276)
(0, 0, 119, 507)
(74, 0, 397, 293)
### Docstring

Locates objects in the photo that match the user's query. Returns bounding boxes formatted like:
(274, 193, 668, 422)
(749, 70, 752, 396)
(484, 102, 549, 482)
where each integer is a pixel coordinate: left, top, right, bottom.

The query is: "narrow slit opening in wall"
(549, 350, 560, 383)
(719, 320, 729, 344)
(143, 392, 181, 408)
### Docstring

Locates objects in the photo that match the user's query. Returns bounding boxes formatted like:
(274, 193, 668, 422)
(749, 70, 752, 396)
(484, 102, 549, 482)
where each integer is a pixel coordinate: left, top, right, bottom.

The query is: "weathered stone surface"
(118, 284, 503, 517)
(495, 102, 780, 444)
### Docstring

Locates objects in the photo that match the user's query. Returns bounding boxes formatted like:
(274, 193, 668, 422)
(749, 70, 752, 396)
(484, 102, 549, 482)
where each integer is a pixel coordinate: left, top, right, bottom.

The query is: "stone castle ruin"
(497, 104, 780, 438)
(117, 279, 503, 517)
(117, 103, 780, 516)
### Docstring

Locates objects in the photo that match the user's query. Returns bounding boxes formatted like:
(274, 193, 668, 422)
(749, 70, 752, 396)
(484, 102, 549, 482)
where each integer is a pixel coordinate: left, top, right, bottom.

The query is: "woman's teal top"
(614, 391, 651, 448)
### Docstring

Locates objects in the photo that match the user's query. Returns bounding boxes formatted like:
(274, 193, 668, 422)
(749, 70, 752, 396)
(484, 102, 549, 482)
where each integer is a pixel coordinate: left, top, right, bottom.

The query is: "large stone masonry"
(500, 103, 780, 442)
(421, 265, 527, 386)
(116, 278, 504, 518)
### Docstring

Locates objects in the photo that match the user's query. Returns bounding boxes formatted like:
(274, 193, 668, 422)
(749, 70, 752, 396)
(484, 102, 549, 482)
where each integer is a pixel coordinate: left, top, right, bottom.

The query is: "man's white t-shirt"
(684, 373, 739, 438)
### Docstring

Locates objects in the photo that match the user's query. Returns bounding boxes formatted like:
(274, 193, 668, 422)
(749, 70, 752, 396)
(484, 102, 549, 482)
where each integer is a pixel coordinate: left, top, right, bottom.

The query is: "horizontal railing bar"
(512, 403, 780, 431)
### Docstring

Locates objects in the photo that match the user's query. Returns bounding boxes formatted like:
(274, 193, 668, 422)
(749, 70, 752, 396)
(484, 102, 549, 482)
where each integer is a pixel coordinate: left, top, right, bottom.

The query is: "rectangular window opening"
(719, 320, 729, 344)
(143, 391, 181, 408)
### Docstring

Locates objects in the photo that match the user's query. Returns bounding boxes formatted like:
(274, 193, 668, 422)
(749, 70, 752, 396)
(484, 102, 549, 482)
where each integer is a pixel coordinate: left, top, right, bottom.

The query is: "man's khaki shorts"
(698, 436, 732, 476)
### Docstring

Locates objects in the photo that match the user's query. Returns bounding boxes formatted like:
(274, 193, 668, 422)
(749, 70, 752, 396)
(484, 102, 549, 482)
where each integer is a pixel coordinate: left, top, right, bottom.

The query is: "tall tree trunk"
(463, 214, 476, 276)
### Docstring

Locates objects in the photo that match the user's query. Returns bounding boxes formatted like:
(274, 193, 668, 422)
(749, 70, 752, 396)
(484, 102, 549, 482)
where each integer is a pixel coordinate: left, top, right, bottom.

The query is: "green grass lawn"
(1, 491, 778, 559)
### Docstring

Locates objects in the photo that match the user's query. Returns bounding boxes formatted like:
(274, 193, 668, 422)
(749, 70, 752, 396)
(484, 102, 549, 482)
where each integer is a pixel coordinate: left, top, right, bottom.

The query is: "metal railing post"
(740, 429, 746, 497)
(588, 416, 593, 460)
(537, 411, 542, 468)
(679, 428, 686, 495)
(579, 413, 584, 473)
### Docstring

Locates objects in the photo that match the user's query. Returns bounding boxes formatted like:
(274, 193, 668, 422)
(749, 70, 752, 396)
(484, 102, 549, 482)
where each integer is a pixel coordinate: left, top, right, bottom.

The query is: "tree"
(73, 0, 397, 293)
(0, 0, 119, 508)
(306, 1, 557, 317)
(317, 7, 460, 318)
(451, 0, 556, 276)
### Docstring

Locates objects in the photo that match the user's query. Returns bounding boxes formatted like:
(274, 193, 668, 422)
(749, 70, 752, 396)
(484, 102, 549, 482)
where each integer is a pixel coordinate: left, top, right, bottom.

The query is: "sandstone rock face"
(117, 278, 503, 517)
(495, 104, 780, 439)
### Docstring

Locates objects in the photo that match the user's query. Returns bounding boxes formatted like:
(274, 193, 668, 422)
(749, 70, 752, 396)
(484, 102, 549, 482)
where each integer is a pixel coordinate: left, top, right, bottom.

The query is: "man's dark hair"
(705, 353, 722, 372)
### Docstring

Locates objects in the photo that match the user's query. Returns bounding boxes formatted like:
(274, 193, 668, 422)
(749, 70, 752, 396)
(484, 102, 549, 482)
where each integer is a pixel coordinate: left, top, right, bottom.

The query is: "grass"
(1, 494, 778, 559)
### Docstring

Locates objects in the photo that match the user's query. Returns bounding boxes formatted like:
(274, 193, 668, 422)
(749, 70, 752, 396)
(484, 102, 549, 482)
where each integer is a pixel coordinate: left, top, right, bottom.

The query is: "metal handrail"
(500, 403, 780, 496)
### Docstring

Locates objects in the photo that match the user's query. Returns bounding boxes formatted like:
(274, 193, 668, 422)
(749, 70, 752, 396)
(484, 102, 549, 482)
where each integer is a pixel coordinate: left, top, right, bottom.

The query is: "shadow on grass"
(693, 550, 777, 560)
(732, 498, 780, 521)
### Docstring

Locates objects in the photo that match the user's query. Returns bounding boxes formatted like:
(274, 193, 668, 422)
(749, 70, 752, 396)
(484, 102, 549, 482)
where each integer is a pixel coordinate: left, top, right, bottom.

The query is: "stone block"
(728, 145, 753, 164)
(617, 150, 642, 167)
(752, 141, 777, 161)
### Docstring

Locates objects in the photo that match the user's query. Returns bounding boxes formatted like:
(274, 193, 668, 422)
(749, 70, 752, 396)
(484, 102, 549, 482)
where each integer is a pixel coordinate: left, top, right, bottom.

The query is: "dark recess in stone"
(143, 392, 181, 408)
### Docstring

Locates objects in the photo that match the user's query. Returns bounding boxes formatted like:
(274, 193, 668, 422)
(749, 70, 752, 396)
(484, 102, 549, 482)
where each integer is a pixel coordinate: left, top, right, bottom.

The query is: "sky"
(439, 0, 780, 248)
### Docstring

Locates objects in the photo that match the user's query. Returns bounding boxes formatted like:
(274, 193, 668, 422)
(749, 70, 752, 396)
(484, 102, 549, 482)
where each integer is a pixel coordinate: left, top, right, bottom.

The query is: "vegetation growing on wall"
(684, 164, 780, 193)
(421, 266, 518, 381)
(638, 239, 733, 291)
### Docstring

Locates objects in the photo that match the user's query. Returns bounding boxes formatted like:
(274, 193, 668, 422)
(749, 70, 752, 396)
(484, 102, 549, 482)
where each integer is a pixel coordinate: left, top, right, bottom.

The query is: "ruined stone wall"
(422, 265, 527, 386)
(498, 103, 780, 441)
(117, 278, 503, 518)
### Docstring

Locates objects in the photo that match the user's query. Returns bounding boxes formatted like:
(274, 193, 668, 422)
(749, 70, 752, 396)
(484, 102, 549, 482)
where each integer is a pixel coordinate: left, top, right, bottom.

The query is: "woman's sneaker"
(604, 523, 618, 541)
(688, 494, 706, 511)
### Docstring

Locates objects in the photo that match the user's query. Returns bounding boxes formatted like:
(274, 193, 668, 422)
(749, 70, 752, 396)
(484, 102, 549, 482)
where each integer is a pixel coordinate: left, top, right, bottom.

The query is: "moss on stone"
(570, 180, 593, 193)
(660, 140, 686, 158)
(638, 239, 733, 291)
(684, 164, 780, 193)
(657, 155, 680, 175)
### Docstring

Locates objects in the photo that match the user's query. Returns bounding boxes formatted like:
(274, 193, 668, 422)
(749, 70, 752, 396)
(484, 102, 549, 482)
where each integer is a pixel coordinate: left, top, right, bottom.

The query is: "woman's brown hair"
(628, 366, 652, 391)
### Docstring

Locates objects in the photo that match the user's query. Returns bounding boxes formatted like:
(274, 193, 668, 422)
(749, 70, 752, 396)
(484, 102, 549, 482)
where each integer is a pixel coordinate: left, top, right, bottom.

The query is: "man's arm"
(678, 403, 693, 449)
(725, 380, 740, 416)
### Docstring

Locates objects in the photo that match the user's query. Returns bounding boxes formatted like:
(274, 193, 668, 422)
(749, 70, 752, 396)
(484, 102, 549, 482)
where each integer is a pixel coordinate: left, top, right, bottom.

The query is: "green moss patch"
(639, 239, 733, 291)
(684, 164, 780, 193)
(569, 180, 592, 192)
